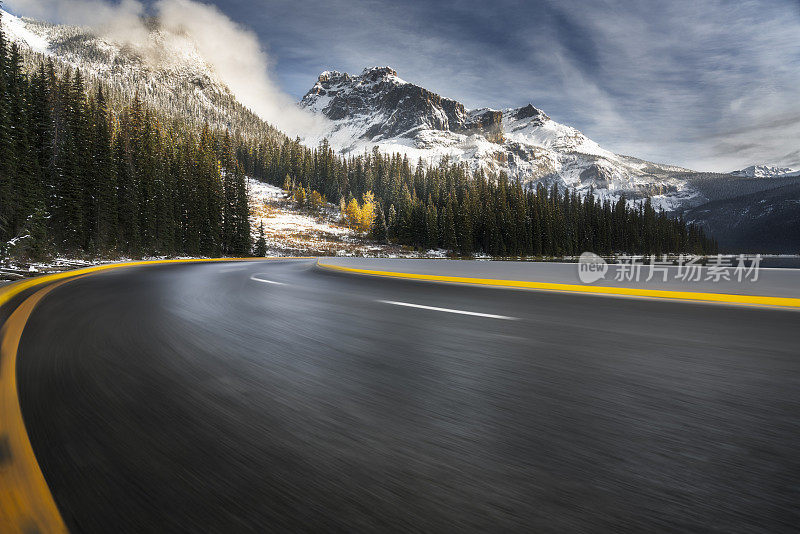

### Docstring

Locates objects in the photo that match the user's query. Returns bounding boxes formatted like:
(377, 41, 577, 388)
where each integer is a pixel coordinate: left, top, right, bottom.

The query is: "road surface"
(13, 259, 800, 532)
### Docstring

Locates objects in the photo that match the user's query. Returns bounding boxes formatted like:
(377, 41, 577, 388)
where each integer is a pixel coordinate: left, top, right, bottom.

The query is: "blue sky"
(9, 0, 800, 171)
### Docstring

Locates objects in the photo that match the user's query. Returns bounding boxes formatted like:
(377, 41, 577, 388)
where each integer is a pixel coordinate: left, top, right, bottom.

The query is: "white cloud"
(152, 0, 324, 137)
(5, 0, 148, 40)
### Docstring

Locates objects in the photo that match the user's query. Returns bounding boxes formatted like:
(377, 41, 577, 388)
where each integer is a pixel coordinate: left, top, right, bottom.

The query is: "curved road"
(15, 259, 800, 532)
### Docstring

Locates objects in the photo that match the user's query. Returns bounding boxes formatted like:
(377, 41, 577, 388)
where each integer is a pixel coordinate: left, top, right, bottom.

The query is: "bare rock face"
(463, 109, 504, 142)
(301, 66, 509, 142)
(579, 164, 614, 187)
(514, 104, 549, 124)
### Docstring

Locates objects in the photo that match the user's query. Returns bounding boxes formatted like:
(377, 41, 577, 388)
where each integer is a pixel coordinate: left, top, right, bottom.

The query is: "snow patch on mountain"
(1, 10, 49, 54)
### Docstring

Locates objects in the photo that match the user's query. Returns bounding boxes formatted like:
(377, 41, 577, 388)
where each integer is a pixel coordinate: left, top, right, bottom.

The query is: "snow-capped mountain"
(300, 67, 698, 207)
(730, 165, 799, 178)
(299, 67, 800, 251)
(0, 9, 281, 141)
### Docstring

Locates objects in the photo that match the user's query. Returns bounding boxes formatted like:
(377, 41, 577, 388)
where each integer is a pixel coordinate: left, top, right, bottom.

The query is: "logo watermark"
(577, 254, 762, 284)
(578, 252, 609, 283)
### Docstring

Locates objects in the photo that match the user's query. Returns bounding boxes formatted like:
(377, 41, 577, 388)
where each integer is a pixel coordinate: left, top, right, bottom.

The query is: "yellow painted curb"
(0, 256, 311, 533)
(1, 278, 80, 533)
(316, 260, 800, 309)
(0, 257, 313, 309)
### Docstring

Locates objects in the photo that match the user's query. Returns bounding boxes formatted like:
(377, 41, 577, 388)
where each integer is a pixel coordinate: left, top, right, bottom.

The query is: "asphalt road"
(15, 259, 800, 532)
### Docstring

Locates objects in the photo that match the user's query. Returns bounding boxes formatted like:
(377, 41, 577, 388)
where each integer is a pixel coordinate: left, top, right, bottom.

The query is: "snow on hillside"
(248, 179, 352, 256)
(246, 179, 455, 257)
(247, 179, 389, 257)
(1, 10, 49, 53)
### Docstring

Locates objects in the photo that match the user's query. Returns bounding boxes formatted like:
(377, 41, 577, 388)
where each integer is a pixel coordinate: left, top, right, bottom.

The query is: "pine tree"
(456, 191, 474, 256)
(231, 166, 251, 255)
(0, 13, 16, 240)
(424, 201, 438, 250)
(115, 122, 140, 254)
(442, 199, 457, 252)
(387, 204, 397, 240)
(19, 202, 51, 260)
(372, 203, 388, 243)
(91, 86, 117, 252)
(253, 220, 267, 257)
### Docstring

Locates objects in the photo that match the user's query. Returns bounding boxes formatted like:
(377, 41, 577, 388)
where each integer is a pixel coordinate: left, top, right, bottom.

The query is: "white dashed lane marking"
(250, 274, 286, 285)
(377, 300, 518, 320)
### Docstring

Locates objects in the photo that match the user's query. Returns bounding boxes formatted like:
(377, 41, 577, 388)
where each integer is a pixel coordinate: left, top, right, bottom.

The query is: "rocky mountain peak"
(360, 66, 398, 81)
(514, 104, 549, 122)
(301, 67, 514, 141)
(316, 70, 349, 84)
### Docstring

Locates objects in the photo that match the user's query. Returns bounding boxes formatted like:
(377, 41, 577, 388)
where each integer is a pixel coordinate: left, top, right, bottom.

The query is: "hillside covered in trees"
(0, 11, 715, 261)
(0, 14, 251, 260)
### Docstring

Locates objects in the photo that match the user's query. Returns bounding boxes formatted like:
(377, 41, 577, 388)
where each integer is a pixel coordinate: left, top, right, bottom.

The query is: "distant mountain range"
(3, 10, 798, 253)
(730, 165, 799, 178)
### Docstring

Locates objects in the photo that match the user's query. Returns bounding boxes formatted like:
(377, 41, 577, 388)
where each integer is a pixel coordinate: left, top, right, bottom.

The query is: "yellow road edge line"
(316, 260, 800, 309)
(0, 256, 312, 533)
(1, 277, 84, 533)
(0, 257, 314, 310)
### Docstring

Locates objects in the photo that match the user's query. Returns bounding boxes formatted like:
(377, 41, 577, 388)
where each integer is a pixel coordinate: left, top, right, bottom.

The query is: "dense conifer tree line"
(0, 11, 714, 259)
(239, 139, 717, 256)
(0, 14, 251, 259)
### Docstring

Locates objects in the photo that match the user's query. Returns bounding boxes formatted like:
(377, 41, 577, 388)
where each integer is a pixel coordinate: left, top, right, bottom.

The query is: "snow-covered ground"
(248, 179, 360, 256)
(248, 178, 415, 257)
(0, 255, 202, 282)
(1, 9, 50, 54)
(247, 179, 462, 258)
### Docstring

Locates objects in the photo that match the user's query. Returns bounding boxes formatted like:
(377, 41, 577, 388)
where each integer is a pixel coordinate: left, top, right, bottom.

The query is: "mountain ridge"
(730, 165, 799, 178)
